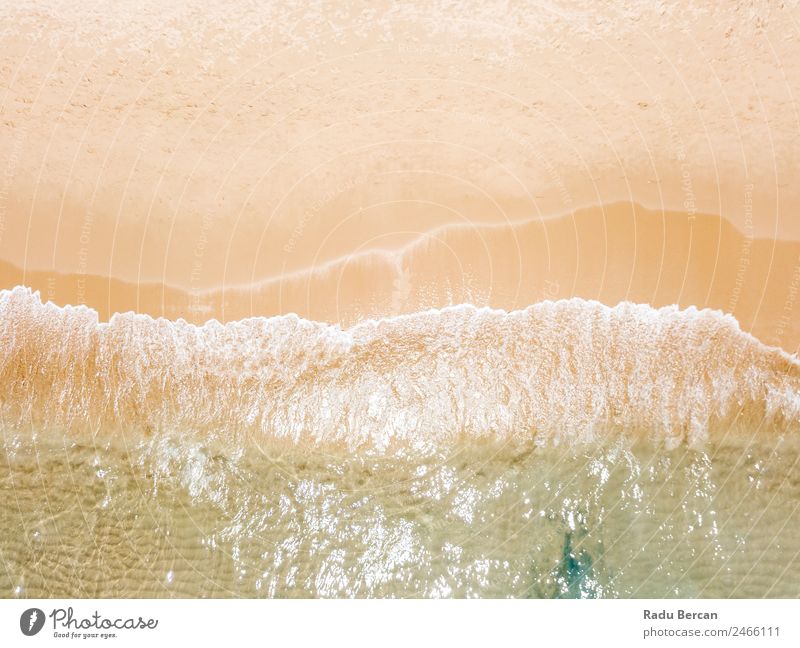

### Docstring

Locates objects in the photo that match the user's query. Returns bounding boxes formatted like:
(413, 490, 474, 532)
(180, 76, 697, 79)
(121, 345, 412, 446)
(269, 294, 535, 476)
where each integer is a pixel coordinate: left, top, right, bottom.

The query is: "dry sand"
(1, 0, 799, 349)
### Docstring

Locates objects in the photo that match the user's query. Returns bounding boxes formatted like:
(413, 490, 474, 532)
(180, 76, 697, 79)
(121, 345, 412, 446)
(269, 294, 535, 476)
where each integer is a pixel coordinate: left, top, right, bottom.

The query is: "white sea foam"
(1, 286, 798, 453)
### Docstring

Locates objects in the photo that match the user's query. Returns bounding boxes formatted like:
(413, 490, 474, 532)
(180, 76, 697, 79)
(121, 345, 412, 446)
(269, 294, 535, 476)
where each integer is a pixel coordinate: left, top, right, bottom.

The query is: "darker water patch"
(554, 531, 602, 598)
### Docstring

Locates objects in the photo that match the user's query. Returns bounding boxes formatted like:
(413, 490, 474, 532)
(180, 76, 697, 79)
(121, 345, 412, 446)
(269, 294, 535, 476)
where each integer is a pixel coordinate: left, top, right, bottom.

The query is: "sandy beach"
(1, 0, 799, 349)
(3, 0, 800, 603)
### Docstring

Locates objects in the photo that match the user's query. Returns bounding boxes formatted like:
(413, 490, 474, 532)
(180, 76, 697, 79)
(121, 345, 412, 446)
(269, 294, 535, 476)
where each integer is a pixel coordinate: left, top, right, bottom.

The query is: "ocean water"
(1, 287, 799, 598)
(3, 438, 800, 598)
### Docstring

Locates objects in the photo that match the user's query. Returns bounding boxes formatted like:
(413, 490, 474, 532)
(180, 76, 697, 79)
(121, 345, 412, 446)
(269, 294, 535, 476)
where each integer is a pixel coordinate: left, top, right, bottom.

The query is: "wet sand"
(1, 0, 799, 350)
(3, 203, 800, 351)
(2, 0, 800, 601)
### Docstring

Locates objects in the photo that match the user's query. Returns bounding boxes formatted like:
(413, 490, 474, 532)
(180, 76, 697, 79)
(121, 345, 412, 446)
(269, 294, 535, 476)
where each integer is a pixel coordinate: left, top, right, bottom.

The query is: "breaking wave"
(1, 286, 798, 454)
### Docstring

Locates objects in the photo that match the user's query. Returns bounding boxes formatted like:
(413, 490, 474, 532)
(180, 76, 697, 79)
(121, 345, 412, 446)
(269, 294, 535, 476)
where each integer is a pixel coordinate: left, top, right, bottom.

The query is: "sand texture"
(1, 0, 799, 350)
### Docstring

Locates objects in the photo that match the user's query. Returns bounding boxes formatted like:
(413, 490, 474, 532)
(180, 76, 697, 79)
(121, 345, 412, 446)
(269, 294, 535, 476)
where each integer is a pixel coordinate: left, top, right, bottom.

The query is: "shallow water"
(2, 289, 799, 597)
(2, 436, 799, 598)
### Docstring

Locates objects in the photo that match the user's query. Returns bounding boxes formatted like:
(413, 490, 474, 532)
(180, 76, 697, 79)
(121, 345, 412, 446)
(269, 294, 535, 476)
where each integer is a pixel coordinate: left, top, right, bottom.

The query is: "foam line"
(1, 286, 798, 453)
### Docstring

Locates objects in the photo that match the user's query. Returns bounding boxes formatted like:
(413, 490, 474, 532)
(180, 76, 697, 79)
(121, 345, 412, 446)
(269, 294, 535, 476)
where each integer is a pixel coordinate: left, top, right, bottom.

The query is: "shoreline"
(2, 286, 798, 453)
(3, 202, 799, 352)
(3, 1, 799, 352)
